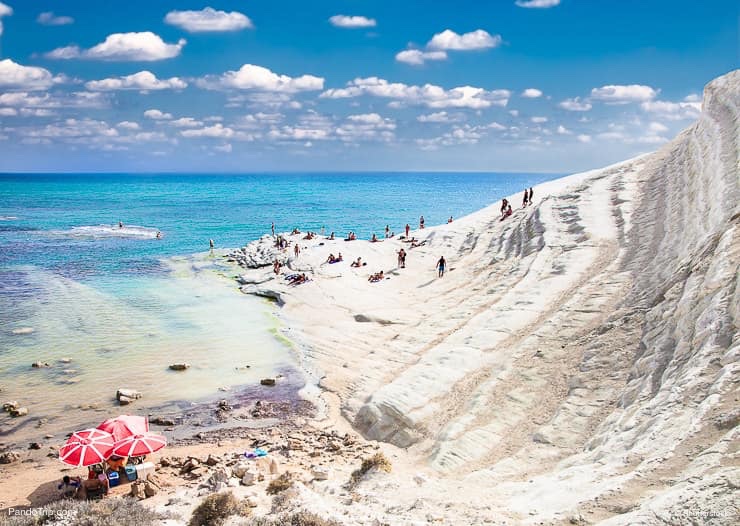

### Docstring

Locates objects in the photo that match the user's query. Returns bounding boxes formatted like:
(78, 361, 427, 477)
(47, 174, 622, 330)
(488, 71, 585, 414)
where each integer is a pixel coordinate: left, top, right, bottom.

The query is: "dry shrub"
(189, 491, 250, 526)
(246, 510, 342, 526)
(265, 472, 294, 495)
(349, 452, 392, 486)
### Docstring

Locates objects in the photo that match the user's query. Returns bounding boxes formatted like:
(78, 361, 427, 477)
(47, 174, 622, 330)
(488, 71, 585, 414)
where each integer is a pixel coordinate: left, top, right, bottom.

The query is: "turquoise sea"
(0, 172, 559, 442)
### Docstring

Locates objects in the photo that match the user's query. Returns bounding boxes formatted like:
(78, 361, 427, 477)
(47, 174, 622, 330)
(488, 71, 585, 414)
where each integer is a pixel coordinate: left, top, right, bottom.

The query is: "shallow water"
(0, 172, 560, 443)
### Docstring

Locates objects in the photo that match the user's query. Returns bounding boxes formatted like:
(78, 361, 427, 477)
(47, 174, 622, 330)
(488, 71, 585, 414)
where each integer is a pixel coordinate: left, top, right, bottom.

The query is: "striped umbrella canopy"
(97, 415, 149, 442)
(112, 432, 166, 457)
(59, 428, 115, 467)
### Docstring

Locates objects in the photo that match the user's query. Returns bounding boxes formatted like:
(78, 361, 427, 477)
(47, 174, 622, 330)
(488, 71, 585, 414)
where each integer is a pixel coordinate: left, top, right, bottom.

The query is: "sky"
(0, 0, 736, 172)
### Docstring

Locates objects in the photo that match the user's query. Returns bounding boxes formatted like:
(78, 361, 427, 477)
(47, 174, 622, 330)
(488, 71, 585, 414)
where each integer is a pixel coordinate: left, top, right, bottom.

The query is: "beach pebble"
(10, 407, 28, 417)
(241, 472, 257, 486)
(168, 363, 191, 371)
(12, 327, 34, 335)
(0, 451, 22, 464)
(312, 465, 331, 480)
(116, 388, 142, 405)
(3, 401, 19, 412)
(260, 378, 276, 386)
(28, 442, 41, 450)
(150, 416, 176, 426)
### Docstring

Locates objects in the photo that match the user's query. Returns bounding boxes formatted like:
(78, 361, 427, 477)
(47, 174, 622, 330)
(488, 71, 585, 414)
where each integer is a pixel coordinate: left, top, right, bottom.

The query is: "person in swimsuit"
(436, 256, 446, 278)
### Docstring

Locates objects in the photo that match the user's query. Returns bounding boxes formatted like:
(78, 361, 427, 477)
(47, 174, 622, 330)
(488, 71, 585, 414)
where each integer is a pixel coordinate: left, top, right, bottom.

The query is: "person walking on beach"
(436, 256, 446, 278)
(271, 222, 275, 237)
(405, 223, 410, 238)
(522, 189, 529, 207)
(397, 248, 406, 268)
(529, 187, 534, 204)
(294, 243, 300, 257)
(419, 216, 425, 229)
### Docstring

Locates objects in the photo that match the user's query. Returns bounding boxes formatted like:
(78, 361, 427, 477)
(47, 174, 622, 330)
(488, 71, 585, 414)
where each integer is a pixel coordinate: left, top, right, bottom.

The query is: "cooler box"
(135, 461, 155, 480)
(107, 471, 120, 487)
(124, 465, 138, 482)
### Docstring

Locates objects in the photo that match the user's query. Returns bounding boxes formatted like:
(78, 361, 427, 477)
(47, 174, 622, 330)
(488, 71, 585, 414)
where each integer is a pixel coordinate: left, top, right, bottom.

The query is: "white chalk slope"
(239, 70, 738, 524)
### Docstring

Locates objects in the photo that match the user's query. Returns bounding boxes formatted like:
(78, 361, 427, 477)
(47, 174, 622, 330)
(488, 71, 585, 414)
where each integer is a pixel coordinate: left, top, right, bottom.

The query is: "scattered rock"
(241, 472, 256, 486)
(10, 407, 28, 417)
(532, 432, 552, 445)
(28, 442, 41, 450)
(130, 481, 146, 500)
(168, 363, 191, 371)
(260, 378, 276, 386)
(0, 451, 21, 464)
(714, 409, 740, 430)
(312, 466, 330, 480)
(31, 361, 50, 368)
(2, 401, 19, 412)
(116, 388, 142, 405)
(150, 416, 176, 426)
(233, 462, 250, 478)
(12, 327, 34, 335)
(206, 454, 219, 466)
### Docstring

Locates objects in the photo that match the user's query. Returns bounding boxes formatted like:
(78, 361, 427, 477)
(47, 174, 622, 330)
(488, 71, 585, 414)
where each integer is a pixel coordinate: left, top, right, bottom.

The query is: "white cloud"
(590, 84, 657, 104)
(395, 49, 447, 65)
(144, 109, 172, 120)
(640, 100, 701, 120)
(116, 121, 140, 130)
(556, 125, 572, 135)
(37, 12, 74, 26)
(515, 0, 561, 8)
(20, 108, 55, 117)
(427, 29, 501, 51)
(46, 32, 186, 61)
(0, 59, 56, 90)
(521, 88, 543, 98)
(197, 64, 324, 93)
(684, 93, 701, 102)
(558, 97, 592, 111)
(214, 143, 232, 153)
(417, 111, 463, 123)
(648, 121, 668, 134)
(0, 2, 12, 36)
(321, 77, 509, 109)
(268, 126, 330, 141)
(24, 118, 118, 139)
(531, 116, 548, 123)
(488, 121, 506, 130)
(86, 71, 187, 91)
(329, 15, 376, 28)
(0, 91, 107, 109)
(165, 7, 252, 32)
(0, 107, 17, 116)
(181, 123, 234, 138)
(336, 113, 396, 142)
(170, 117, 203, 128)
(509, 109, 519, 117)
(577, 134, 592, 143)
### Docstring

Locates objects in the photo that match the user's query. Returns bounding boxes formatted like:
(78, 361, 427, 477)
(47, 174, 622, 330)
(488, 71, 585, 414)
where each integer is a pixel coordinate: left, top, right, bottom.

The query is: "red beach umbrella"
(59, 428, 115, 467)
(112, 432, 167, 457)
(97, 415, 149, 442)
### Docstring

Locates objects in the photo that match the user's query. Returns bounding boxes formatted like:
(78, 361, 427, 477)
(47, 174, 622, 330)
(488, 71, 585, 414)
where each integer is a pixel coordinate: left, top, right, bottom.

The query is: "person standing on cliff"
(405, 223, 410, 238)
(529, 187, 534, 204)
(522, 189, 529, 207)
(419, 216, 425, 229)
(209, 239, 214, 250)
(271, 222, 275, 237)
(294, 243, 300, 258)
(436, 256, 446, 278)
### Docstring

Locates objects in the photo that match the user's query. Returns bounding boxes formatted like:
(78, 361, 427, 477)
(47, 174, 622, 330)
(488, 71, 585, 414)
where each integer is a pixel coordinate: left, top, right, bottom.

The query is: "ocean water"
(0, 172, 559, 442)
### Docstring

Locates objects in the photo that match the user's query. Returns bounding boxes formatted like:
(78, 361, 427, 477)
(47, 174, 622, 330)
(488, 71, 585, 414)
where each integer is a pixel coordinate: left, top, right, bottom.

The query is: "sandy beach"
(1, 70, 737, 525)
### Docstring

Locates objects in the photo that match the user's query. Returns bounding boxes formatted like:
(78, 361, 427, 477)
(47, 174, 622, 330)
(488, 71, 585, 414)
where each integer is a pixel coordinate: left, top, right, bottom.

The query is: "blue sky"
(0, 0, 736, 172)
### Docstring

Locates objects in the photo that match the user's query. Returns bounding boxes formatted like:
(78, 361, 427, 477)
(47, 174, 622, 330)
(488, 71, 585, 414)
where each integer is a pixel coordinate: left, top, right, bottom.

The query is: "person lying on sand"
(351, 257, 365, 267)
(58, 475, 81, 498)
(410, 239, 427, 248)
(371, 233, 383, 242)
(403, 236, 416, 244)
(288, 273, 309, 285)
(292, 228, 301, 235)
(327, 253, 343, 264)
(328, 231, 335, 240)
(368, 270, 384, 282)
(345, 231, 356, 241)
(303, 232, 315, 240)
